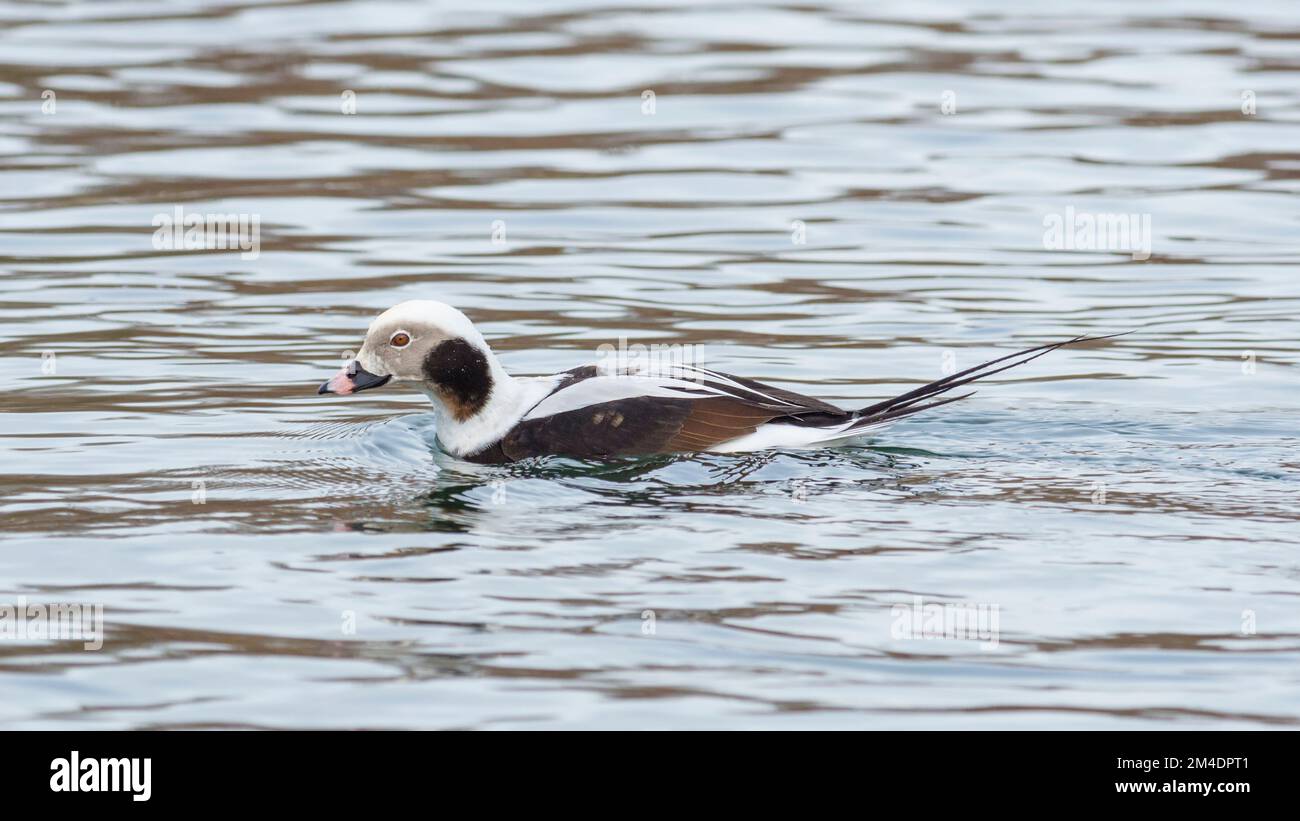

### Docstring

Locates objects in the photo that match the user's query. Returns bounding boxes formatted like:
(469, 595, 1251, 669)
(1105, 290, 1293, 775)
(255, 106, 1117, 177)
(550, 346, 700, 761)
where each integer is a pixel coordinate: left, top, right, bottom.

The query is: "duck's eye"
(389, 332, 411, 348)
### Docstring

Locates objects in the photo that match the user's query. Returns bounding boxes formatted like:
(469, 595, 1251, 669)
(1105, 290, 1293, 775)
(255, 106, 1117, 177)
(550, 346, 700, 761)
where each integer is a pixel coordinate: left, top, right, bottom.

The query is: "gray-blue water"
(1, 0, 1298, 728)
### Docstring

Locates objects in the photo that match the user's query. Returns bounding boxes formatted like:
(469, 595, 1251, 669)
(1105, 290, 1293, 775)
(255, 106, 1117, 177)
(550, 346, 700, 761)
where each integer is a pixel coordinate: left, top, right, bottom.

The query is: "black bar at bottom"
(4, 730, 1283, 807)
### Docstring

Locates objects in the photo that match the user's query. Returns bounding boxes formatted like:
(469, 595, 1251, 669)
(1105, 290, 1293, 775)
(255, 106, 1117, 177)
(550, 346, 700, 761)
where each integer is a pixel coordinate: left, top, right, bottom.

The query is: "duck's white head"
(318, 300, 504, 422)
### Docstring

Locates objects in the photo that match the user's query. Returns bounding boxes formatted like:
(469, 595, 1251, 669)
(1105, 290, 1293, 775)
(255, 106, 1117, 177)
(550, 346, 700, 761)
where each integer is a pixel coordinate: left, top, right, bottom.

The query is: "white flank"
(524, 361, 805, 421)
(522, 375, 707, 420)
(710, 419, 892, 453)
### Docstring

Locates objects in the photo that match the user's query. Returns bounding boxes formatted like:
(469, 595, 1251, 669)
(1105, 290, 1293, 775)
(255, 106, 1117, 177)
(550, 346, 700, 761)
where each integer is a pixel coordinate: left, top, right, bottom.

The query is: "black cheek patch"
(423, 338, 493, 420)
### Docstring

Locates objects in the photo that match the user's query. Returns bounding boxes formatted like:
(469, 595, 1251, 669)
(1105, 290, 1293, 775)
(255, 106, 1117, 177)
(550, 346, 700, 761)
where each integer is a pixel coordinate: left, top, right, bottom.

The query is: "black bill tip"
(317, 360, 392, 396)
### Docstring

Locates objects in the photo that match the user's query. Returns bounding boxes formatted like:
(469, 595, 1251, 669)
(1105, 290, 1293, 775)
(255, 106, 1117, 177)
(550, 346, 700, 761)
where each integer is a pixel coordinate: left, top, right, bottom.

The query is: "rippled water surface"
(2, 0, 1299, 729)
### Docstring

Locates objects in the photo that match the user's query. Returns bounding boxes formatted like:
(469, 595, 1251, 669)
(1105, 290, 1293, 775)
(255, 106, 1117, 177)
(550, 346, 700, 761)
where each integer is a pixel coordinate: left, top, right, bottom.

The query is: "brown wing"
(480, 397, 769, 461)
(664, 396, 795, 452)
(460, 366, 850, 463)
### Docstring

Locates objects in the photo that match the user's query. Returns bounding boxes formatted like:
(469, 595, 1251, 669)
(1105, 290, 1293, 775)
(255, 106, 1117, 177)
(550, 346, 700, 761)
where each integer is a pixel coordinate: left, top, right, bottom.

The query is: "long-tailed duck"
(317, 300, 1119, 463)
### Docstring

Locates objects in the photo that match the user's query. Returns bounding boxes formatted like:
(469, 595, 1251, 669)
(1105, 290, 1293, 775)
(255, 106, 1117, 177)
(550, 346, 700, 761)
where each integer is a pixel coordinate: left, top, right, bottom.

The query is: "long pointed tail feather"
(845, 331, 1128, 432)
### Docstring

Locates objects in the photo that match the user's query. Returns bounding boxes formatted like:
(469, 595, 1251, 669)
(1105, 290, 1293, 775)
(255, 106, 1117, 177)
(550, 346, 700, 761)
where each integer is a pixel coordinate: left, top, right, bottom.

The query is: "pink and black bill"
(318, 360, 391, 396)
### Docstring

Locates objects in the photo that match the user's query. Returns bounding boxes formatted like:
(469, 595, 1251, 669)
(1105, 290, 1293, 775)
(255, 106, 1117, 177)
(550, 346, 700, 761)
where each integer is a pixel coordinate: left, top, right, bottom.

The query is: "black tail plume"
(847, 331, 1129, 431)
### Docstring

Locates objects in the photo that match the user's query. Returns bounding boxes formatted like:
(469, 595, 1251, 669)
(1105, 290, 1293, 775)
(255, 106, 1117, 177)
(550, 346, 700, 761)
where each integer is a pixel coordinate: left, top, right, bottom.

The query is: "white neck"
(417, 355, 557, 458)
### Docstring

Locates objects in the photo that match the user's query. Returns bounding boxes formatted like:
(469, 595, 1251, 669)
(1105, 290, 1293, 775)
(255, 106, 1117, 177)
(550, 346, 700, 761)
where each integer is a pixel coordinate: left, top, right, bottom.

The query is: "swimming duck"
(317, 300, 1118, 463)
